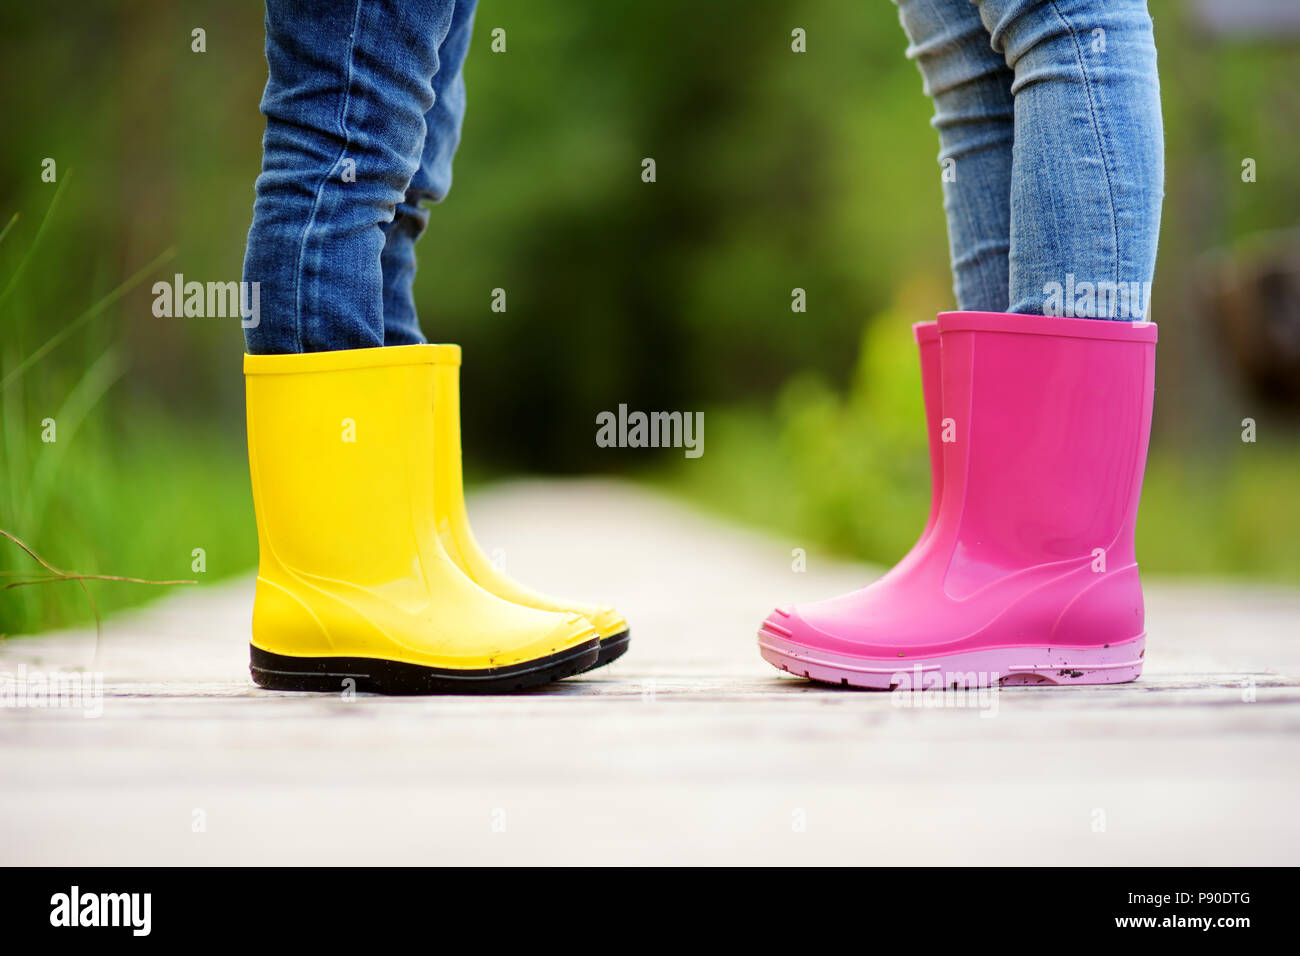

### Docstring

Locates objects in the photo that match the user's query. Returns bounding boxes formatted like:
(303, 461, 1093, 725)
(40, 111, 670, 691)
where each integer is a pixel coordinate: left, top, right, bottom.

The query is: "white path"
(1, 480, 1297, 865)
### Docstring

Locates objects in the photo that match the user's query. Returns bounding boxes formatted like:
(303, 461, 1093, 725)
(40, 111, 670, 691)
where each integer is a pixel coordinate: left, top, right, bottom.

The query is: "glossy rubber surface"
(430, 347, 630, 665)
(250, 640, 599, 695)
(758, 313, 1157, 688)
(244, 345, 599, 692)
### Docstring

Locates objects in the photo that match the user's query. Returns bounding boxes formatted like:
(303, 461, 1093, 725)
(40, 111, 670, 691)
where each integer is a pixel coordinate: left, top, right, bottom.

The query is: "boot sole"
(579, 629, 631, 673)
(250, 639, 601, 695)
(758, 628, 1145, 690)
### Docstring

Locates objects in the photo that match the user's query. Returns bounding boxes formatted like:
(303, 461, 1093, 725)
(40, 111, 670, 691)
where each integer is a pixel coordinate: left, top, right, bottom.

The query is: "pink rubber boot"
(759, 311, 1157, 689)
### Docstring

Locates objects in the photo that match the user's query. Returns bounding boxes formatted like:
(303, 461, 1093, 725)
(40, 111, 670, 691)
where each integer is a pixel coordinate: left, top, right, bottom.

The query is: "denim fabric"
(243, 0, 476, 354)
(894, 0, 1164, 318)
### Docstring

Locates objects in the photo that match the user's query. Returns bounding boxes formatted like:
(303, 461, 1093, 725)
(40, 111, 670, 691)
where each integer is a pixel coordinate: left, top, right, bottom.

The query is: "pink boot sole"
(759, 615, 1145, 690)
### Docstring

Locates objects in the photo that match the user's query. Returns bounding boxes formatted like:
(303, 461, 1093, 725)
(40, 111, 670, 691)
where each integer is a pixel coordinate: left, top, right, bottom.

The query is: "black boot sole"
(579, 630, 630, 673)
(250, 638, 601, 695)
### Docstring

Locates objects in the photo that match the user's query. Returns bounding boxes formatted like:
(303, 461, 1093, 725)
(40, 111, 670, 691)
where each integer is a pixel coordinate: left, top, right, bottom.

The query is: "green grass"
(0, 176, 256, 638)
(0, 401, 256, 637)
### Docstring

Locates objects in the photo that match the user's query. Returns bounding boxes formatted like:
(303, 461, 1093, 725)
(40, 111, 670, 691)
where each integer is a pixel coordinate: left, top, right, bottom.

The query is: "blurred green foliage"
(1, 0, 1297, 634)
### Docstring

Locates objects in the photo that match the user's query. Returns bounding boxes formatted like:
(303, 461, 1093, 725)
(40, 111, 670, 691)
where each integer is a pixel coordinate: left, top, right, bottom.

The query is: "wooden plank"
(1, 480, 1297, 865)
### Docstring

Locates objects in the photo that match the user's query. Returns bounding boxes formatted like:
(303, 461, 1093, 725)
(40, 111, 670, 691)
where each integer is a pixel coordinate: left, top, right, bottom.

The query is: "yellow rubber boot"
(244, 345, 600, 693)
(431, 347, 631, 671)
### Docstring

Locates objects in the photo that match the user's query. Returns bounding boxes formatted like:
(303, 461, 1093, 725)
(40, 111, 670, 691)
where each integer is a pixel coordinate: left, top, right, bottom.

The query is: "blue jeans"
(243, 0, 475, 354)
(894, 0, 1164, 318)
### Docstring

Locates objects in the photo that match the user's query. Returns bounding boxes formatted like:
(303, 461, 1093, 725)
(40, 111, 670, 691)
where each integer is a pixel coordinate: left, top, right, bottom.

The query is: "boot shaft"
(936, 312, 1157, 597)
(244, 345, 447, 586)
(430, 346, 474, 567)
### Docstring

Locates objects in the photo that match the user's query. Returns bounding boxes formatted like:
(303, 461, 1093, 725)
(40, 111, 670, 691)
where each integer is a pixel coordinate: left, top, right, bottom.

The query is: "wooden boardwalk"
(2, 480, 1297, 865)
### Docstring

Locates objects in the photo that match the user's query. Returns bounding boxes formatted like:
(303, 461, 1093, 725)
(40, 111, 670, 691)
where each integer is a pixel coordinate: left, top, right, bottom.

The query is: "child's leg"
(243, 0, 465, 354)
(975, 0, 1163, 319)
(894, 0, 1016, 312)
(380, 0, 478, 346)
